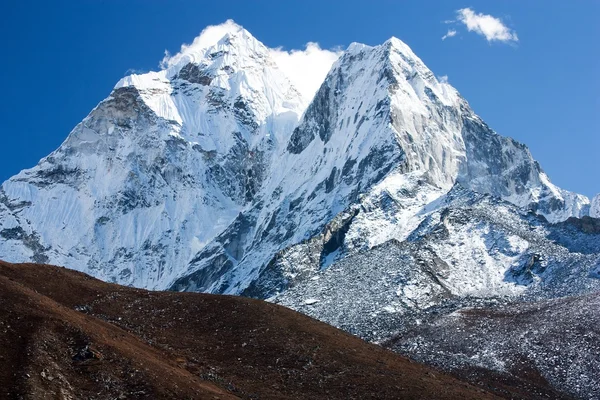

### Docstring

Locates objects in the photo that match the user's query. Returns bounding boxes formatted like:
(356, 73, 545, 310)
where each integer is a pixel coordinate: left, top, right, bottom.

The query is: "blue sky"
(1, 0, 598, 197)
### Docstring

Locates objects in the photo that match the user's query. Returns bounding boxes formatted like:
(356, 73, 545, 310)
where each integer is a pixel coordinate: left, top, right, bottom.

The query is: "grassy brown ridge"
(0, 261, 500, 399)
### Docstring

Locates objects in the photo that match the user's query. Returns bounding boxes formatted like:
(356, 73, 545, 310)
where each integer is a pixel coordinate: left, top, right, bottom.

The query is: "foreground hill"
(0, 260, 503, 400)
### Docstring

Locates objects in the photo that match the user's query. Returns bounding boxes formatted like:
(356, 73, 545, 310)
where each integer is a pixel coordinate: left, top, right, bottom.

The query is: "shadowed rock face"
(561, 215, 600, 234)
(242, 207, 360, 299)
(176, 62, 213, 85)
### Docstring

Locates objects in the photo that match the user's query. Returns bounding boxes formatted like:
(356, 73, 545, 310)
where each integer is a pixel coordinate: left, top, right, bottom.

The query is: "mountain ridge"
(0, 19, 596, 293)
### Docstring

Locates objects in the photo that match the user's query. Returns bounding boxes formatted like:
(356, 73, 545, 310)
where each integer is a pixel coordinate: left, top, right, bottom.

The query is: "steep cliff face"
(0, 22, 594, 296)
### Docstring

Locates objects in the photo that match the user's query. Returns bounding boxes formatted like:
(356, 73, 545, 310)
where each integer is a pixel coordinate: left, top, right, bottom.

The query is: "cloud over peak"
(160, 19, 244, 69)
(159, 20, 340, 102)
(270, 43, 342, 102)
(443, 8, 518, 44)
(456, 8, 518, 43)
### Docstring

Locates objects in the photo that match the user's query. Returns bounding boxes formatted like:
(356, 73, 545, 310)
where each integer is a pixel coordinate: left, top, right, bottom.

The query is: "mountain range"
(1, 21, 598, 399)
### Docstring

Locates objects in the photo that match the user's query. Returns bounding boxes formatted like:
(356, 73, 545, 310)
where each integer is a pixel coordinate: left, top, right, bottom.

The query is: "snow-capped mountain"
(0, 21, 595, 299)
(2, 20, 598, 399)
(0, 22, 305, 289)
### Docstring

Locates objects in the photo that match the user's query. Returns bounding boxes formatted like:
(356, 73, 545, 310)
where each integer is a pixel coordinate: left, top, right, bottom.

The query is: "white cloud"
(438, 75, 449, 84)
(456, 8, 518, 43)
(158, 19, 341, 102)
(441, 29, 457, 41)
(270, 43, 342, 101)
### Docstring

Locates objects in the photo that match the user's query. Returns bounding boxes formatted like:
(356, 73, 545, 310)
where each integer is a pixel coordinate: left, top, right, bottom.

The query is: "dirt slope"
(0, 260, 502, 399)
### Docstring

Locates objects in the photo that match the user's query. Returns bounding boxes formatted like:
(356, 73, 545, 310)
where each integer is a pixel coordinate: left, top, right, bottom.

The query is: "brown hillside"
(0, 260, 501, 399)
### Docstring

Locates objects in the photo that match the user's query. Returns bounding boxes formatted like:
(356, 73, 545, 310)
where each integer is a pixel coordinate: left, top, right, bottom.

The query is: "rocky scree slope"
(387, 291, 600, 400)
(274, 187, 600, 399)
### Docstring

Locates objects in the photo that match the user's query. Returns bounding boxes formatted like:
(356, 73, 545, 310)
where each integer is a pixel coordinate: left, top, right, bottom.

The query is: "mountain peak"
(159, 22, 273, 86)
(346, 42, 373, 53)
(159, 20, 257, 71)
(112, 22, 305, 142)
(384, 36, 416, 56)
(114, 20, 266, 90)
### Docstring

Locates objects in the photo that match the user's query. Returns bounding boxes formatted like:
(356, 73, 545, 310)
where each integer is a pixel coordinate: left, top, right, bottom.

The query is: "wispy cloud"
(441, 29, 457, 41)
(455, 8, 518, 43)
